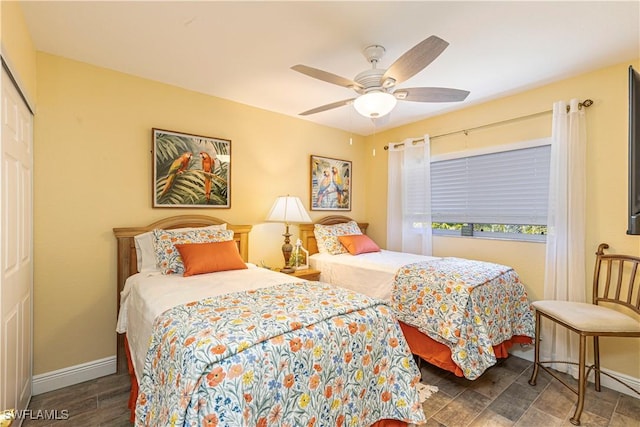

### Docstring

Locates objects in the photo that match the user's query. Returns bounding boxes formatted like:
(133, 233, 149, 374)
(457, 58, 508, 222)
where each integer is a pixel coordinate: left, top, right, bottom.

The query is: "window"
(430, 139, 551, 241)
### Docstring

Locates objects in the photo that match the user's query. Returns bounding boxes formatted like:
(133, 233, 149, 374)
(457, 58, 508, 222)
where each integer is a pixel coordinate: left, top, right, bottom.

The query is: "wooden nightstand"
(280, 268, 321, 281)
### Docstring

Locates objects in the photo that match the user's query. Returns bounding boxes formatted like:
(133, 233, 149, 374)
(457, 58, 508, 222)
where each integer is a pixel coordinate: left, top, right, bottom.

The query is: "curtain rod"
(383, 98, 593, 150)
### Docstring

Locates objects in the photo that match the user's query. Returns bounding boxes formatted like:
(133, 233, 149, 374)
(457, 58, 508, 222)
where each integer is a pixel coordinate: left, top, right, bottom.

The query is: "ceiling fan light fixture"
(353, 91, 397, 118)
(292, 36, 468, 119)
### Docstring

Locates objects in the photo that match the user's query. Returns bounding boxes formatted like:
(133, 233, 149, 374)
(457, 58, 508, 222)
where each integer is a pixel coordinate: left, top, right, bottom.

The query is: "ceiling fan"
(292, 35, 470, 119)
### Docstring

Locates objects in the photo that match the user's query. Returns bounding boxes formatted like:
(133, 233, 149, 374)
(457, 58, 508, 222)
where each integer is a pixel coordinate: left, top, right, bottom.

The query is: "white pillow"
(134, 223, 227, 272)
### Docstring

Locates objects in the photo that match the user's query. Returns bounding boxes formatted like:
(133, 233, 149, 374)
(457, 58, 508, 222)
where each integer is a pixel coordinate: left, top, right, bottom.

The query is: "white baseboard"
(510, 345, 640, 398)
(32, 356, 117, 395)
(29, 349, 638, 398)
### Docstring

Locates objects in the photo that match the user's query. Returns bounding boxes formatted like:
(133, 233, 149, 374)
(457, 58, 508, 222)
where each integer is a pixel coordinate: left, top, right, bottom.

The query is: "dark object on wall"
(628, 66, 640, 235)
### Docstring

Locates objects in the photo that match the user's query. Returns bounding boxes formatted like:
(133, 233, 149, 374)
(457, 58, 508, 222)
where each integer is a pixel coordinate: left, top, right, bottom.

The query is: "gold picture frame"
(310, 155, 351, 211)
(153, 128, 231, 208)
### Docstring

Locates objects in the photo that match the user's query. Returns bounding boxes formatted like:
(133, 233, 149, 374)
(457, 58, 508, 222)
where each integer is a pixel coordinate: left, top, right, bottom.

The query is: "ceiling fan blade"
(291, 65, 363, 90)
(299, 98, 355, 116)
(382, 36, 449, 85)
(395, 87, 470, 102)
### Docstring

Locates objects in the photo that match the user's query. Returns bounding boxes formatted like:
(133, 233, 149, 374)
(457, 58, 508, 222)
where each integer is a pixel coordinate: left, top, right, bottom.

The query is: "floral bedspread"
(136, 281, 426, 426)
(391, 258, 534, 380)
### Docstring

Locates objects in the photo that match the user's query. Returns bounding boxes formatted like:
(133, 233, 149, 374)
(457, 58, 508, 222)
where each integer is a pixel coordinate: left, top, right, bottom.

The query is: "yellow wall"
(364, 59, 640, 378)
(4, 0, 639, 382)
(33, 52, 365, 374)
(0, 0, 36, 106)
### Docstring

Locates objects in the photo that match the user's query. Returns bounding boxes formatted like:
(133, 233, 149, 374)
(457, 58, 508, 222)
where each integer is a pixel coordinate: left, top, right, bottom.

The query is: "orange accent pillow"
(175, 241, 247, 277)
(338, 234, 381, 255)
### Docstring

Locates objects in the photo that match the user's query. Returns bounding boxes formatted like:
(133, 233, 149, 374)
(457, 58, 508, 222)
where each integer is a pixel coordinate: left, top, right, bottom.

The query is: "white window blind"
(431, 144, 551, 225)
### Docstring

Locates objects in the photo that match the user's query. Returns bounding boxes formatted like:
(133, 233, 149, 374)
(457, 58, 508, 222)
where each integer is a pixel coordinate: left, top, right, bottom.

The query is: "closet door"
(1, 66, 33, 414)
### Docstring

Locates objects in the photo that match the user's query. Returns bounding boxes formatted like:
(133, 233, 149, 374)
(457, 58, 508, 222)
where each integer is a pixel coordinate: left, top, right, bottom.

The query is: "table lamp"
(266, 195, 312, 273)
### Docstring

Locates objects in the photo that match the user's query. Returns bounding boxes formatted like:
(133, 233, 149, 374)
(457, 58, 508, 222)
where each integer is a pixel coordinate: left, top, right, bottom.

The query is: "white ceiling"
(19, 1, 640, 136)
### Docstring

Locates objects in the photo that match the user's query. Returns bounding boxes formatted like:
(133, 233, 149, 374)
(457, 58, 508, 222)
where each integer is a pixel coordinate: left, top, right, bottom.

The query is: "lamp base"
(280, 224, 294, 274)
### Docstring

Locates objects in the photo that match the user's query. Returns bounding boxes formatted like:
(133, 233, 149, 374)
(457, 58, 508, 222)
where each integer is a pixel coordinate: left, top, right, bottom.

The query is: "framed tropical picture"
(153, 128, 230, 208)
(310, 155, 351, 211)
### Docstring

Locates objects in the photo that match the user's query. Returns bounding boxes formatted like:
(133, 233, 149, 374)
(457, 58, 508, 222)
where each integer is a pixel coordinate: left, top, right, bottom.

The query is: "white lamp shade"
(266, 196, 312, 224)
(353, 91, 397, 118)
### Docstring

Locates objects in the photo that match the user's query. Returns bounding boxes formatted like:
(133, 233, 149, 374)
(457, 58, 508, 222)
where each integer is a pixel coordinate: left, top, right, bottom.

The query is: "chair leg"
(570, 334, 587, 426)
(528, 311, 541, 386)
(593, 336, 601, 392)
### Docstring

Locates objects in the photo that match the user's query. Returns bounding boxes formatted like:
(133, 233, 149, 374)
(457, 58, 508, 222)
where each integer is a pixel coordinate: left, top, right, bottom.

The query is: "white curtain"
(541, 99, 587, 374)
(387, 135, 432, 255)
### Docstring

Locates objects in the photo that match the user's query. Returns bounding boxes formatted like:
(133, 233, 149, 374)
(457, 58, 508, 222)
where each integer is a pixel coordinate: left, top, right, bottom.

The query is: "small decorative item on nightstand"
(290, 238, 309, 270)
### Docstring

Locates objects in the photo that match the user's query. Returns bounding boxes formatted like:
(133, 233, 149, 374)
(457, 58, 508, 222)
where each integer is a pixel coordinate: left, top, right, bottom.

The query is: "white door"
(1, 66, 33, 416)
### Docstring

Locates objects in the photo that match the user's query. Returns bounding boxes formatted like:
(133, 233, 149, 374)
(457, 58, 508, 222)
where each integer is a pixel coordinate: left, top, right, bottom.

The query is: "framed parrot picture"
(153, 128, 231, 208)
(310, 155, 351, 211)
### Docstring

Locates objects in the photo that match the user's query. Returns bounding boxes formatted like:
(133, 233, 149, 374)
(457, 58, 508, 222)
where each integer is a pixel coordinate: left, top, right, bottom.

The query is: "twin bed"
(114, 214, 534, 425)
(114, 215, 426, 426)
(299, 215, 534, 380)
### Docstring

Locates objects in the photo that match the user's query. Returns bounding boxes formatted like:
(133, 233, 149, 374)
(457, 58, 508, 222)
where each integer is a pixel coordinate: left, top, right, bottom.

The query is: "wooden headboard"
(299, 215, 369, 255)
(112, 215, 252, 373)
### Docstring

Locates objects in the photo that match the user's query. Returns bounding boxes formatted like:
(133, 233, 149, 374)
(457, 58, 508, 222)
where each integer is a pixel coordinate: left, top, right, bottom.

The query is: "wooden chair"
(528, 243, 640, 425)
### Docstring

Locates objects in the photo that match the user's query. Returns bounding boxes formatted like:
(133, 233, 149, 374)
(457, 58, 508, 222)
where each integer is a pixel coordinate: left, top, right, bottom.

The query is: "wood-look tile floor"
(22, 356, 640, 427)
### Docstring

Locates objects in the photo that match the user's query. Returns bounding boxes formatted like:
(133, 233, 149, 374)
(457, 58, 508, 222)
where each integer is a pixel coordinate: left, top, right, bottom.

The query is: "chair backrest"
(593, 243, 640, 315)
